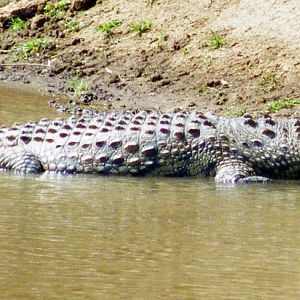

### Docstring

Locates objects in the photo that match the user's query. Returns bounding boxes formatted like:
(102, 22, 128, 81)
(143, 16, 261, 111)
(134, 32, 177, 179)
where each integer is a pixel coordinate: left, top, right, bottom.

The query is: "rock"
(80, 93, 94, 104)
(109, 75, 121, 84)
(151, 74, 163, 82)
(30, 14, 46, 30)
(70, 0, 96, 11)
(0, 0, 47, 27)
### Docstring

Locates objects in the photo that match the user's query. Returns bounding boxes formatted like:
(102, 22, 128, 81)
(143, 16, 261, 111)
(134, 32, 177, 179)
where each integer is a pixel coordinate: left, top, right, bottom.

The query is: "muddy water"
(0, 85, 300, 299)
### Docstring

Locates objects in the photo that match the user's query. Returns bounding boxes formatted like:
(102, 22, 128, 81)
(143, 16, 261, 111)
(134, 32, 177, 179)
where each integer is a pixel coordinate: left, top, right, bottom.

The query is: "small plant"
(260, 72, 277, 92)
(130, 21, 152, 35)
(8, 17, 26, 32)
(97, 19, 122, 38)
(230, 105, 250, 117)
(44, 2, 55, 17)
(203, 57, 213, 67)
(182, 47, 189, 55)
(56, 0, 70, 12)
(12, 38, 50, 60)
(44, 0, 70, 18)
(207, 32, 226, 49)
(67, 20, 81, 32)
(268, 98, 300, 112)
(68, 75, 91, 97)
(198, 85, 210, 95)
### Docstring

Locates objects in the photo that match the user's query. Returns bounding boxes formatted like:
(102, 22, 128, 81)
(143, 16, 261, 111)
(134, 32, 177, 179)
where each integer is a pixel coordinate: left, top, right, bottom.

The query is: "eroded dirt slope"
(0, 0, 300, 117)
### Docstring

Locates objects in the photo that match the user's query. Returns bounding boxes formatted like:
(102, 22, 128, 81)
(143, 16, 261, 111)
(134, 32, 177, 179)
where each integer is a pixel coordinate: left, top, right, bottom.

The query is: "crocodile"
(0, 110, 299, 183)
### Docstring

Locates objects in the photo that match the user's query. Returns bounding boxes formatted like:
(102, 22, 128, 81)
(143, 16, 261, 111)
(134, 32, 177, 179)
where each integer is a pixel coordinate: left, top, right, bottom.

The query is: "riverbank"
(1, 0, 300, 117)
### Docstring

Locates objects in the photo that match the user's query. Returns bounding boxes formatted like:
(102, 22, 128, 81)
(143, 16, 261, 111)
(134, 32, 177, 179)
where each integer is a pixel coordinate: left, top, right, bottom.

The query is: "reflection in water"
(0, 85, 300, 299)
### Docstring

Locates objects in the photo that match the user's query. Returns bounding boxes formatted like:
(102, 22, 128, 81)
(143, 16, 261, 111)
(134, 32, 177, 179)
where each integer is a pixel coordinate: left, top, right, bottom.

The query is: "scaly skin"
(0, 110, 299, 183)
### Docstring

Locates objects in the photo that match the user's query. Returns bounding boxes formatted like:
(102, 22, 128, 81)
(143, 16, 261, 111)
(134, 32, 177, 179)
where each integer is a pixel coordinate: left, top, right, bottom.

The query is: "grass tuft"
(260, 72, 277, 92)
(230, 105, 249, 117)
(12, 38, 50, 60)
(66, 20, 81, 32)
(68, 75, 91, 97)
(130, 21, 152, 35)
(268, 98, 300, 112)
(207, 32, 226, 49)
(8, 17, 26, 32)
(44, 0, 70, 18)
(97, 19, 122, 38)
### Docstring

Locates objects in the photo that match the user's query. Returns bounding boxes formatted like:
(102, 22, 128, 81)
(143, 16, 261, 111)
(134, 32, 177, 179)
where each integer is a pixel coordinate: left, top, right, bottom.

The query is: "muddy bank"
(0, 0, 300, 117)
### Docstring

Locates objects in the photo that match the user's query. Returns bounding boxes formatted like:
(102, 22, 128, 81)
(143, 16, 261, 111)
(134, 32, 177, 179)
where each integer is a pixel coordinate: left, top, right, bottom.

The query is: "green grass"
(12, 38, 50, 60)
(44, 2, 56, 17)
(44, 0, 70, 18)
(130, 21, 152, 35)
(268, 98, 300, 112)
(97, 19, 122, 38)
(8, 17, 26, 32)
(207, 32, 226, 49)
(56, 0, 70, 11)
(230, 105, 249, 117)
(67, 20, 81, 32)
(68, 76, 91, 97)
(198, 85, 210, 95)
(260, 72, 277, 92)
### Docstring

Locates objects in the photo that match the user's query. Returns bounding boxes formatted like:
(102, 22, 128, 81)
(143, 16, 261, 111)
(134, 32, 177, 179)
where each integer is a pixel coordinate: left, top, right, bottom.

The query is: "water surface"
(0, 85, 299, 299)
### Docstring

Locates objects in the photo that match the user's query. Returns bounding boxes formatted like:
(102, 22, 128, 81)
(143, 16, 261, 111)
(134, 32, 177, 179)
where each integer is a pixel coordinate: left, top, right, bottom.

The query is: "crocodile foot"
(215, 164, 270, 184)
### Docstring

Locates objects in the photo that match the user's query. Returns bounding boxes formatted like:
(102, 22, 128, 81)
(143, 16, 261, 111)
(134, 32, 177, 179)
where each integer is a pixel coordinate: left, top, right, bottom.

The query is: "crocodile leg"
(215, 159, 270, 184)
(0, 147, 42, 173)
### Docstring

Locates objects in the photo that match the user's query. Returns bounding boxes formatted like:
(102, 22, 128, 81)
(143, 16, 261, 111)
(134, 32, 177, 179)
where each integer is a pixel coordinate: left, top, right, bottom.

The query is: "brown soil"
(0, 0, 300, 117)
